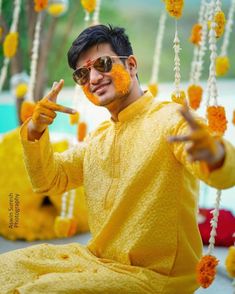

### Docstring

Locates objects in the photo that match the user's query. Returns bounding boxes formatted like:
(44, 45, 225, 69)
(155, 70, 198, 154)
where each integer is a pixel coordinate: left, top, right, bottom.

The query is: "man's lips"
(92, 82, 111, 94)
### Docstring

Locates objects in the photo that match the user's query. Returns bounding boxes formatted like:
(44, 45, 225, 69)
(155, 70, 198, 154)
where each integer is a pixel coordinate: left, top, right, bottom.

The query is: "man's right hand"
(27, 79, 77, 141)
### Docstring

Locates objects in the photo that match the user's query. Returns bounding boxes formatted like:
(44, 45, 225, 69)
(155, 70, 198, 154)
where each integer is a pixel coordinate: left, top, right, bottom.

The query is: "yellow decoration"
(187, 84, 203, 110)
(171, 90, 186, 105)
(215, 56, 230, 76)
(47, 3, 67, 17)
(148, 83, 158, 97)
(70, 112, 80, 125)
(81, 0, 96, 13)
(207, 105, 227, 136)
(196, 255, 219, 288)
(0, 129, 89, 241)
(225, 246, 235, 278)
(3, 32, 18, 59)
(190, 23, 202, 45)
(165, 0, 184, 19)
(214, 11, 226, 38)
(34, 0, 48, 12)
(15, 83, 28, 99)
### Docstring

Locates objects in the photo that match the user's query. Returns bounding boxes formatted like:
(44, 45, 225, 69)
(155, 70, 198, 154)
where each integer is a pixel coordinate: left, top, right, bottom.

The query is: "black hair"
(67, 24, 134, 70)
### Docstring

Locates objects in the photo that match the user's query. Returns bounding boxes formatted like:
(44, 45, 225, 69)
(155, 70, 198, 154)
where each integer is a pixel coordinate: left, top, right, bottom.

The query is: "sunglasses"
(73, 55, 128, 86)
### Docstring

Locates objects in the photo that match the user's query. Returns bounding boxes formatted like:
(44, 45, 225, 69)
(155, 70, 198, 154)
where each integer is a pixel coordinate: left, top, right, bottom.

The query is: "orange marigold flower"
(196, 255, 219, 288)
(70, 112, 80, 125)
(3, 32, 18, 58)
(81, 0, 96, 13)
(216, 56, 230, 76)
(148, 83, 158, 97)
(207, 105, 227, 136)
(34, 0, 48, 12)
(165, 0, 184, 19)
(20, 101, 36, 123)
(78, 122, 87, 142)
(187, 84, 203, 110)
(171, 90, 186, 105)
(225, 246, 235, 278)
(214, 11, 226, 38)
(190, 23, 202, 45)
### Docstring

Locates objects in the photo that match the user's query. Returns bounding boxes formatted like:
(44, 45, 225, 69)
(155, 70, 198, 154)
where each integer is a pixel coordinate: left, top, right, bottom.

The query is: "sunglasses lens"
(94, 56, 112, 73)
(73, 67, 89, 85)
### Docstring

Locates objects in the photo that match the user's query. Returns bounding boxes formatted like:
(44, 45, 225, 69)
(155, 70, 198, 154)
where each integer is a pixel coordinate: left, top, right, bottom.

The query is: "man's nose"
(89, 67, 103, 84)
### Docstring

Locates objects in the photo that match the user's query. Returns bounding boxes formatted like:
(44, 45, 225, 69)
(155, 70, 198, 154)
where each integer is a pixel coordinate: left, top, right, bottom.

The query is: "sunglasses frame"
(73, 55, 129, 86)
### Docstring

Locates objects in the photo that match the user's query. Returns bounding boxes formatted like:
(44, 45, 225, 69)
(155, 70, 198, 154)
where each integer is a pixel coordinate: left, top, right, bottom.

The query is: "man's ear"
(126, 55, 138, 77)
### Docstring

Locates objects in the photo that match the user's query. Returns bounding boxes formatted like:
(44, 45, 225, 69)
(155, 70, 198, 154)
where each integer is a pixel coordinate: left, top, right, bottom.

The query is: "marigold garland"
(225, 246, 235, 278)
(171, 90, 186, 105)
(187, 84, 203, 110)
(215, 56, 230, 76)
(196, 255, 219, 288)
(78, 122, 87, 142)
(15, 83, 28, 99)
(34, 0, 48, 12)
(148, 83, 158, 97)
(214, 10, 226, 38)
(3, 32, 18, 59)
(81, 0, 96, 13)
(207, 105, 227, 136)
(20, 101, 36, 123)
(190, 23, 202, 45)
(165, 0, 184, 19)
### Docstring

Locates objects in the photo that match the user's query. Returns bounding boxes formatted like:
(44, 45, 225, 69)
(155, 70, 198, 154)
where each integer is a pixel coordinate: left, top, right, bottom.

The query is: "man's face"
(76, 43, 132, 107)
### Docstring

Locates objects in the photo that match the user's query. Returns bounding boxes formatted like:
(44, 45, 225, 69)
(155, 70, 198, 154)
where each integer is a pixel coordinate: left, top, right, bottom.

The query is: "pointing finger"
(47, 79, 64, 103)
(179, 105, 200, 131)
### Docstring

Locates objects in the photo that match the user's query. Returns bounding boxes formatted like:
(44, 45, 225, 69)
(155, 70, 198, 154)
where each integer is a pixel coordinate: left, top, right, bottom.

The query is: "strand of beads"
(216, 0, 235, 76)
(148, 10, 167, 98)
(0, 0, 21, 91)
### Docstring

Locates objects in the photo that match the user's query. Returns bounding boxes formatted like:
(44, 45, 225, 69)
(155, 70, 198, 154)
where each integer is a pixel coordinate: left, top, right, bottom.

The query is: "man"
(0, 24, 235, 294)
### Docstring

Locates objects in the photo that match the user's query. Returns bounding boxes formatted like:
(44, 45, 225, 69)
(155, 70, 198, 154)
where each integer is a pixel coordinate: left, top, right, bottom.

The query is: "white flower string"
(207, 189, 221, 255)
(60, 190, 76, 219)
(67, 190, 76, 218)
(27, 12, 42, 102)
(92, 0, 101, 25)
(173, 21, 181, 98)
(150, 10, 167, 85)
(0, 0, 21, 91)
(220, 0, 235, 56)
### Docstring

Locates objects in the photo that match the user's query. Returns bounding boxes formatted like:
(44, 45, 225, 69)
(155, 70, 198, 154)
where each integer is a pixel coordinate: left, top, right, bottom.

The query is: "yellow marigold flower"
(207, 105, 227, 136)
(148, 83, 158, 97)
(171, 90, 186, 105)
(190, 23, 202, 45)
(15, 83, 28, 99)
(20, 101, 36, 123)
(81, 0, 96, 13)
(214, 11, 226, 38)
(47, 3, 67, 17)
(165, 0, 184, 19)
(216, 56, 230, 76)
(34, 0, 48, 12)
(78, 122, 87, 142)
(3, 32, 18, 58)
(70, 112, 80, 125)
(187, 84, 203, 110)
(196, 255, 219, 288)
(225, 246, 235, 278)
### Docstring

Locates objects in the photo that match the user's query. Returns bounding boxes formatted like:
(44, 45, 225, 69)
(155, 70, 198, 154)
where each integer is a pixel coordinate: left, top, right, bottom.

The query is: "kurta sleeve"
(170, 117, 235, 190)
(20, 120, 86, 195)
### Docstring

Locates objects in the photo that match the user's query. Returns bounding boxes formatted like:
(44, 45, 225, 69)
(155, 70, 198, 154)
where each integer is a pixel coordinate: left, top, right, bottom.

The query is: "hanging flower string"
(81, 0, 96, 23)
(0, 0, 21, 92)
(165, 0, 184, 19)
(92, 0, 101, 25)
(216, 0, 235, 76)
(148, 10, 167, 97)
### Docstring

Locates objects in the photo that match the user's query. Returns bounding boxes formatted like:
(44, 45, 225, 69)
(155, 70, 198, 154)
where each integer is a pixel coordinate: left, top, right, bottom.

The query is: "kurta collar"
(114, 91, 154, 123)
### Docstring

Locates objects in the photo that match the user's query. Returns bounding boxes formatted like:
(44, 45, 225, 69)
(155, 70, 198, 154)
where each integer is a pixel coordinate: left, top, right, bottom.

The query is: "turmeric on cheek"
(82, 85, 100, 105)
(110, 64, 131, 96)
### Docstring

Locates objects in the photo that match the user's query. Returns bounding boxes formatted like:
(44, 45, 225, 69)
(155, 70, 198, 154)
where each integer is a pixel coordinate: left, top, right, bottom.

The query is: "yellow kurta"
(1, 92, 235, 294)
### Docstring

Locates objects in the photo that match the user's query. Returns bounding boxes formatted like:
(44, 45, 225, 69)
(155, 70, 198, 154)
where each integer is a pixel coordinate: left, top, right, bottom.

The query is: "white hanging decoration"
(92, 0, 101, 25)
(0, 0, 21, 92)
(27, 13, 43, 102)
(148, 10, 167, 97)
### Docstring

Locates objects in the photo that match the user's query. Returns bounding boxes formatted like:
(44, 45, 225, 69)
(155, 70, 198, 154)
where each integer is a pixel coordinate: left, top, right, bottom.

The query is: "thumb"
(47, 79, 64, 103)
